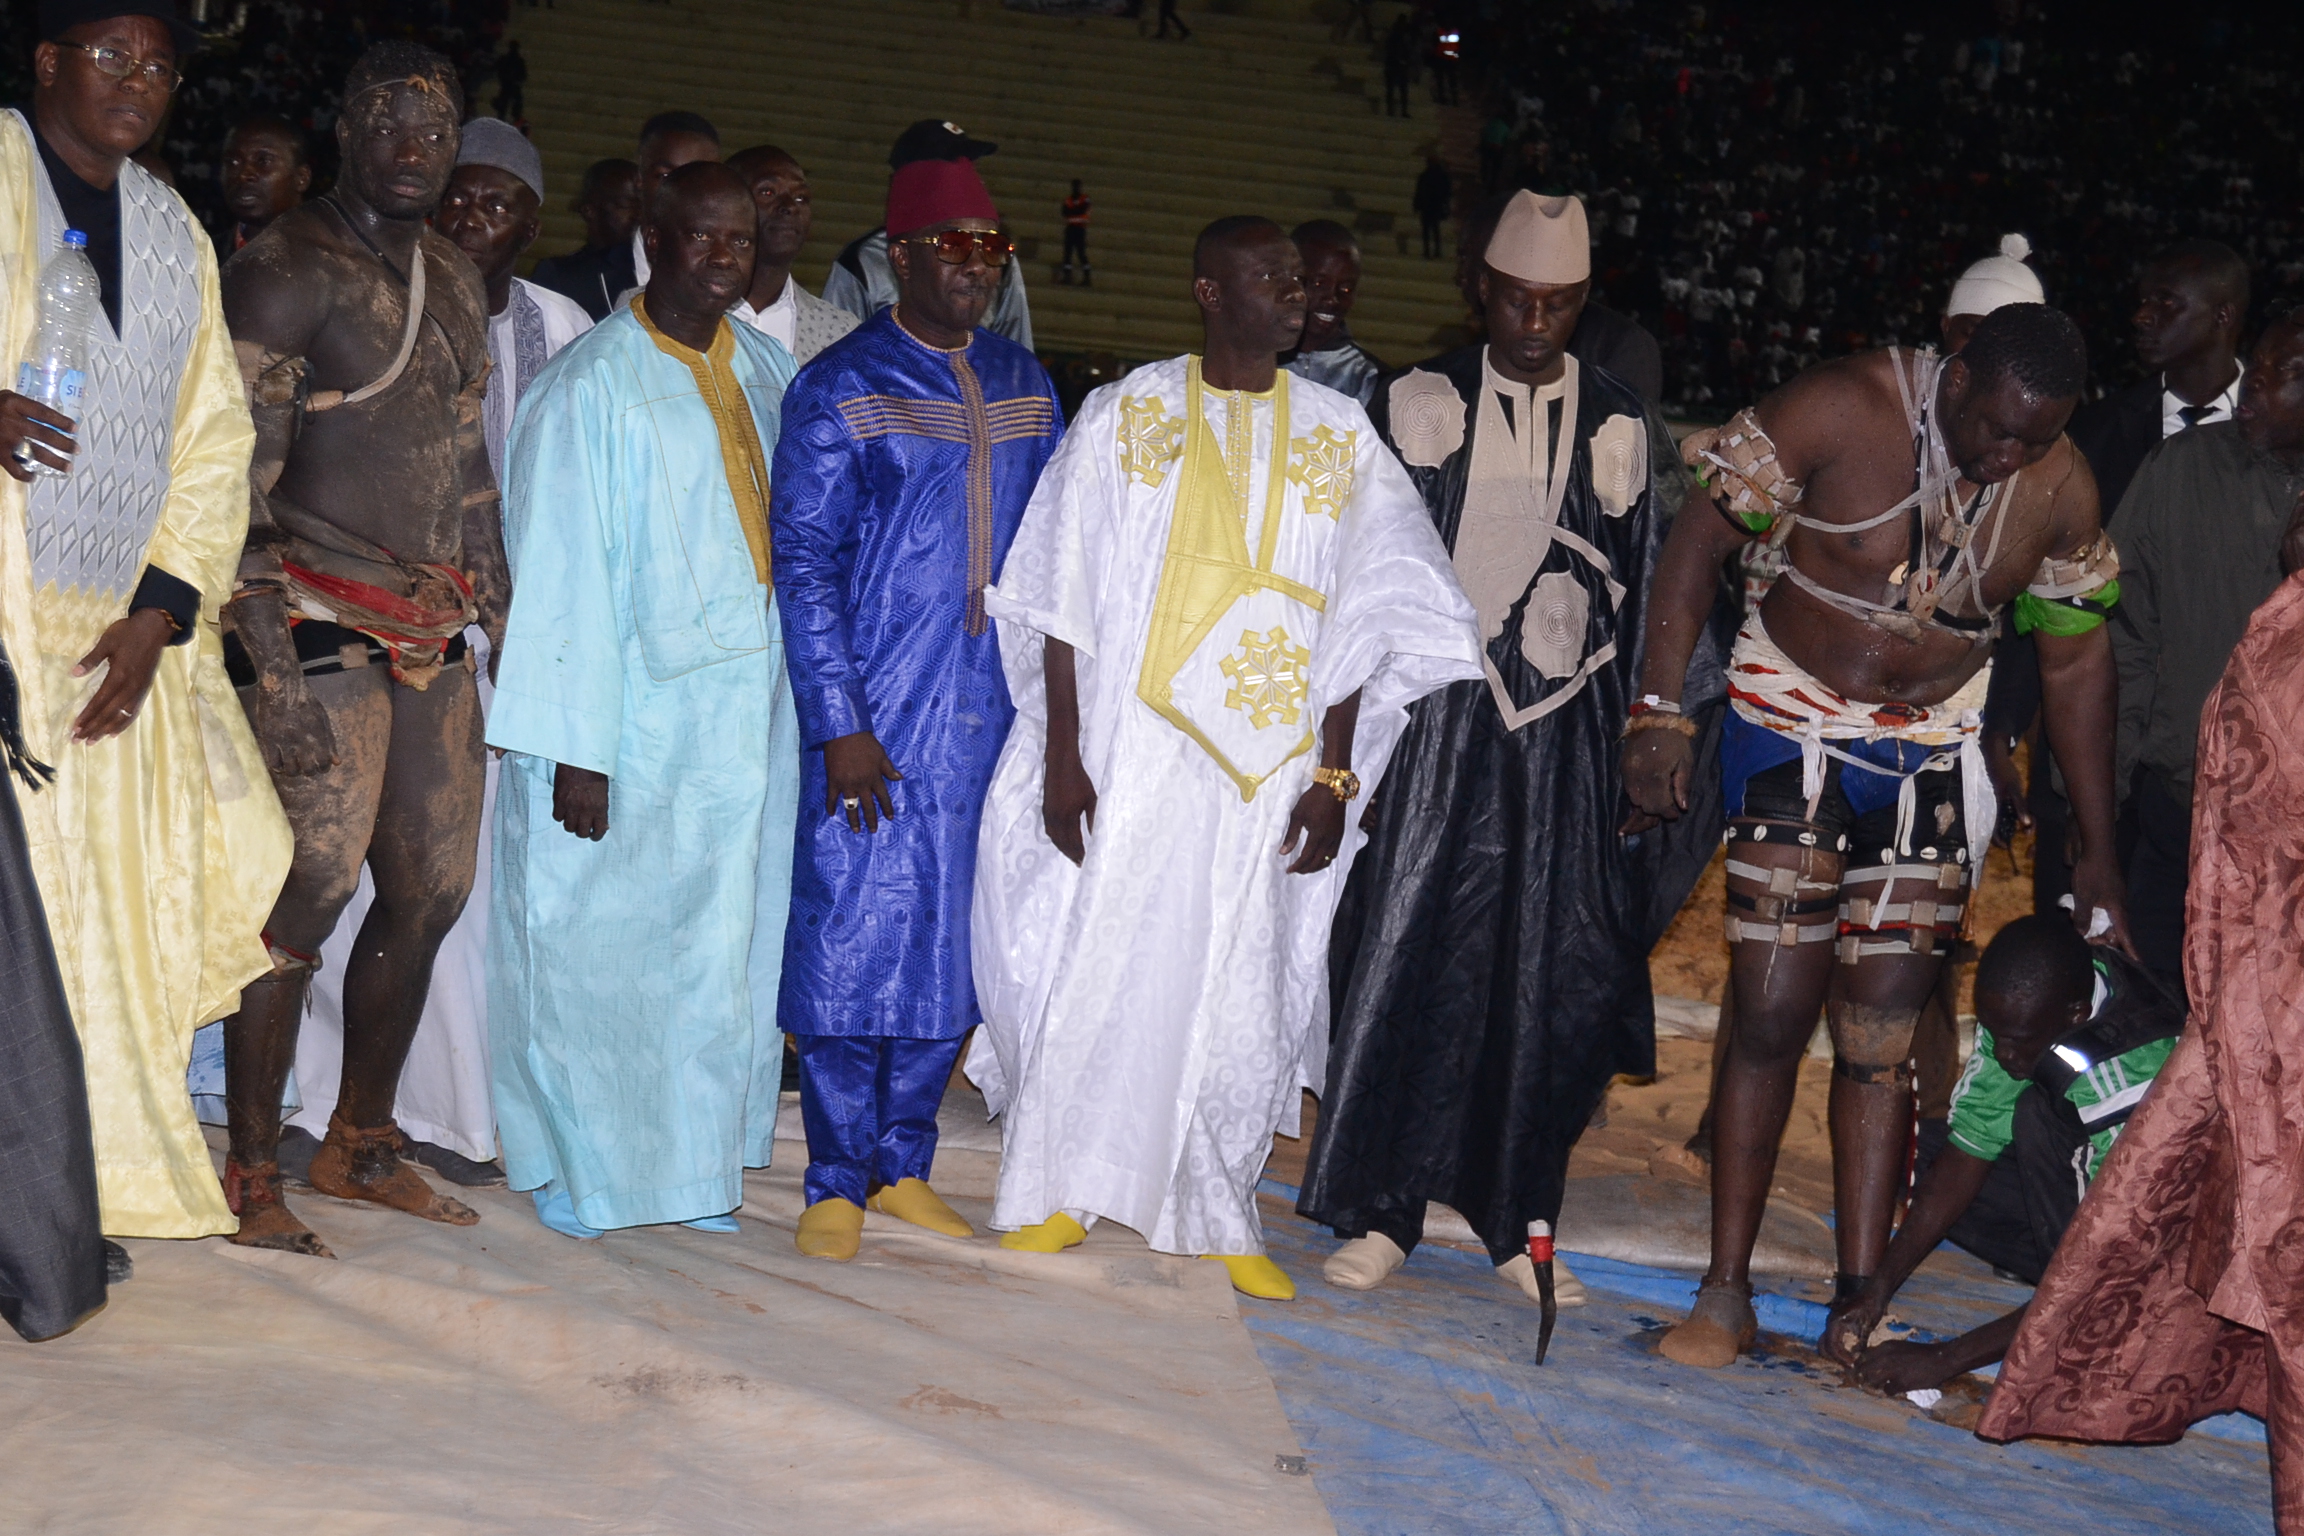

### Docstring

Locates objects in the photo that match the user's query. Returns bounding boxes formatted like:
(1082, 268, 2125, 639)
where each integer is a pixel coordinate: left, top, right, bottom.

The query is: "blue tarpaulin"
(1242, 1181, 2270, 1535)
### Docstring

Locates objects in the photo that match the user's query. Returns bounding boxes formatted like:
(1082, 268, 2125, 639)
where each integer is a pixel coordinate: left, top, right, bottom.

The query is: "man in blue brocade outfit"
(769, 157, 1063, 1261)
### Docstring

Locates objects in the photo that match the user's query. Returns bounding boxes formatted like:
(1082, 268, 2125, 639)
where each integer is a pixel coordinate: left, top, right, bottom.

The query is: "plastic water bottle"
(13, 230, 98, 477)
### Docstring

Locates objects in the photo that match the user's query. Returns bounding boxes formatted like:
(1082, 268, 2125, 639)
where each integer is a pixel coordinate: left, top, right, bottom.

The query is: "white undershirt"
(732, 277, 798, 352)
(2160, 372, 2240, 438)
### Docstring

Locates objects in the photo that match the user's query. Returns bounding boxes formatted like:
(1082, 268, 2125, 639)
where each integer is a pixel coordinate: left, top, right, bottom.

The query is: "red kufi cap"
(885, 158, 999, 238)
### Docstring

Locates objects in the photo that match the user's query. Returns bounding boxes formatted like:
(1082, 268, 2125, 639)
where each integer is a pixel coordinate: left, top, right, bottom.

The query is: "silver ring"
(117, 708, 133, 718)
(843, 797, 861, 810)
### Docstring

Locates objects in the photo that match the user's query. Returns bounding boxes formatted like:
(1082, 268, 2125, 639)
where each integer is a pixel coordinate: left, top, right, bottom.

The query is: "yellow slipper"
(866, 1177, 974, 1238)
(796, 1197, 865, 1261)
(999, 1212, 1089, 1253)
(1204, 1253, 1296, 1301)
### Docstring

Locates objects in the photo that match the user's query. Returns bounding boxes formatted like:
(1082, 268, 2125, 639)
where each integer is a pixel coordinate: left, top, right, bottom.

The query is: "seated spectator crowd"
(1424, 0, 2303, 414)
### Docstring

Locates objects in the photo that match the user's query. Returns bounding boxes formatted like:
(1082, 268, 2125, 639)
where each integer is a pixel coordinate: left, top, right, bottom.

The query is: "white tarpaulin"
(1, 1129, 1331, 1536)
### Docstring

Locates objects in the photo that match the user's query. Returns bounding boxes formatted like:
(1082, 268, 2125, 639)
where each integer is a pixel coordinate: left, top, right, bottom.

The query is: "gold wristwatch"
(1313, 766, 1361, 802)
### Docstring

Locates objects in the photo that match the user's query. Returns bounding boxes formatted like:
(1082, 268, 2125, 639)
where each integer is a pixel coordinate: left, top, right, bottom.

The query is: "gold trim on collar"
(633, 295, 774, 586)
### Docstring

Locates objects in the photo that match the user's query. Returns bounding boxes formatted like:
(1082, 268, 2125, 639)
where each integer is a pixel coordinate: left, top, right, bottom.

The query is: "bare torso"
(226, 202, 491, 570)
(1756, 350, 2090, 705)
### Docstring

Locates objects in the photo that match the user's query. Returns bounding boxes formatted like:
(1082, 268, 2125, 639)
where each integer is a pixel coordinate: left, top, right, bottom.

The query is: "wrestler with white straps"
(1621, 303, 2131, 1370)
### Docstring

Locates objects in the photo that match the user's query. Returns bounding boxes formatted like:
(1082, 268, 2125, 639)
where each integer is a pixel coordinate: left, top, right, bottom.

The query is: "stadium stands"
(509, 0, 1469, 364)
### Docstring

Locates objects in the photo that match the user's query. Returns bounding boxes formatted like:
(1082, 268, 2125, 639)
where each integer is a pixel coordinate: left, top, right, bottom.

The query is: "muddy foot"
(309, 1116, 480, 1226)
(222, 1159, 336, 1259)
(231, 1201, 338, 1257)
(1659, 1281, 1757, 1368)
(1647, 1143, 1710, 1184)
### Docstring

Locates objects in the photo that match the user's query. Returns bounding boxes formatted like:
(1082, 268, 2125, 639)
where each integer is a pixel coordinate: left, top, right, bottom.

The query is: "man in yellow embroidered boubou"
(0, 0, 289, 1323)
(1299, 191, 1722, 1312)
(965, 215, 1481, 1301)
(1626, 294, 2129, 1370)
(484, 162, 803, 1241)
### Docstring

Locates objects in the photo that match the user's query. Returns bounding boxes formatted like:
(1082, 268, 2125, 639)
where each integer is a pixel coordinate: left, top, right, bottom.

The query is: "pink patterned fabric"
(1979, 573, 2304, 1530)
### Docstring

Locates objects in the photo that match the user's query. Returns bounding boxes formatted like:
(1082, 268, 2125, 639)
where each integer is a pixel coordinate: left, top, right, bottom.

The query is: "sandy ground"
(21, 1120, 1328, 1536)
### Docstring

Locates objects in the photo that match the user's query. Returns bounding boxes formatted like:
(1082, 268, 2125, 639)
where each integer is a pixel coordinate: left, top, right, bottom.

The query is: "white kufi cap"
(1945, 233, 2045, 318)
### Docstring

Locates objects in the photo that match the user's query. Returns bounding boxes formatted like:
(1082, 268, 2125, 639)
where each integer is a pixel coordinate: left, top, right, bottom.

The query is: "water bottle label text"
(17, 362, 86, 419)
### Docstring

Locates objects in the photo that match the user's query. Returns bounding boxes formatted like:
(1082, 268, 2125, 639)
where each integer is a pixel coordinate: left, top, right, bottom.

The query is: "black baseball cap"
(888, 118, 997, 170)
(40, 0, 203, 58)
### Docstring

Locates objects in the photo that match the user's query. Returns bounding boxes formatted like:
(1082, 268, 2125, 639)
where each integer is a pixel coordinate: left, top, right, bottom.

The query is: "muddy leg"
(223, 667, 394, 1254)
(309, 667, 483, 1226)
(338, 666, 482, 1125)
(1824, 842, 1968, 1290)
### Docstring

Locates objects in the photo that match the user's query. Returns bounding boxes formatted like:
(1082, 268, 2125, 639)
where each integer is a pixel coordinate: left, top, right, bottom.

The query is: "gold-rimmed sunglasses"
(59, 42, 182, 93)
(900, 229, 1014, 267)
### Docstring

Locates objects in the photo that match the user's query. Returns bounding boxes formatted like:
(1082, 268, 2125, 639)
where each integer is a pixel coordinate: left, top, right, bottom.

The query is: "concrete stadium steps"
(509, 0, 1466, 361)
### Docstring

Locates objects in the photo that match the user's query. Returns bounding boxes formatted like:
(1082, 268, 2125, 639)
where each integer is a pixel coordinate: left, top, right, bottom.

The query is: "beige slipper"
(1322, 1233, 1408, 1291)
(1496, 1251, 1588, 1307)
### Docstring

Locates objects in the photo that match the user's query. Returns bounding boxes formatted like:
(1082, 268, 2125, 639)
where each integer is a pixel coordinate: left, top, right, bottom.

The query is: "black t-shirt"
(30, 122, 123, 335)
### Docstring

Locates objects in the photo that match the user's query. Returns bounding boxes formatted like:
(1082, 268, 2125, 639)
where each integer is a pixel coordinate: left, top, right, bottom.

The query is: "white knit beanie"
(1945, 233, 2045, 317)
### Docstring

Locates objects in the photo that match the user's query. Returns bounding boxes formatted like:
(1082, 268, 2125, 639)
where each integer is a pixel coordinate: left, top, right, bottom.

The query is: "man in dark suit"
(528, 157, 638, 321)
(529, 113, 718, 320)
(2070, 240, 2247, 524)
(1986, 240, 2246, 916)
(2107, 314, 2304, 987)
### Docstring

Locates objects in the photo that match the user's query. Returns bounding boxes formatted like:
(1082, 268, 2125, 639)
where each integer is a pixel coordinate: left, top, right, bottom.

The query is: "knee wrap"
(1837, 854, 1967, 963)
(1832, 1057, 1914, 1089)
(1828, 1002, 1919, 1074)
(1722, 820, 1846, 948)
(262, 930, 321, 978)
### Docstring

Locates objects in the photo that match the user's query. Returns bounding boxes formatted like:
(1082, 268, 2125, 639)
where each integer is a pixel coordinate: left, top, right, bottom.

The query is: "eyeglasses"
(60, 41, 183, 92)
(901, 229, 1013, 268)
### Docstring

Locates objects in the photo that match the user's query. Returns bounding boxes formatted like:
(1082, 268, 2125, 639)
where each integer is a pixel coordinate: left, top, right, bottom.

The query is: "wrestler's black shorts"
(222, 618, 466, 688)
(1733, 754, 1970, 869)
